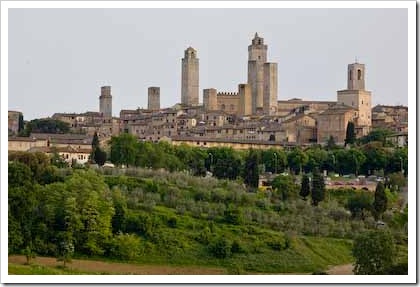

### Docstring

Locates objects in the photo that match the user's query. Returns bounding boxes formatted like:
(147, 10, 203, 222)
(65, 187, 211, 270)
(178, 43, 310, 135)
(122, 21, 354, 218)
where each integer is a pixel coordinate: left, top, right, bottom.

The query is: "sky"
(8, 7, 408, 120)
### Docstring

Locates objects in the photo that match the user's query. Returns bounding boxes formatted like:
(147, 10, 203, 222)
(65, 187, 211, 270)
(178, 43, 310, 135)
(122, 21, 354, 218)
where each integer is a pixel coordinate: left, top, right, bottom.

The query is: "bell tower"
(347, 62, 365, 90)
(337, 62, 371, 136)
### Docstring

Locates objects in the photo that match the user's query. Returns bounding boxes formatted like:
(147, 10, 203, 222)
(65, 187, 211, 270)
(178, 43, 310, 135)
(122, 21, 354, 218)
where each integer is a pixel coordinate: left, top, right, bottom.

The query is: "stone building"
(99, 86, 113, 118)
(337, 63, 372, 136)
(148, 87, 160, 111)
(317, 103, 358, 144)
(181, 47, 199, 106)
(372, 105, 408, 133)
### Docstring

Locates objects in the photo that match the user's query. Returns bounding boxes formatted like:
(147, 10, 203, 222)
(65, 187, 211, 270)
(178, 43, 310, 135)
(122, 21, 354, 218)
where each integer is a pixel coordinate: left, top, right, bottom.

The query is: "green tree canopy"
(243, 149, 260, 188)
(352, 230, 395, 274)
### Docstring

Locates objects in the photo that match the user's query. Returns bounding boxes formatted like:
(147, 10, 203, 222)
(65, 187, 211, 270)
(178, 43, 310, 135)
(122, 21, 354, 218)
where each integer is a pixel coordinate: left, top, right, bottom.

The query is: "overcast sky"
(8, 8, 408, 120)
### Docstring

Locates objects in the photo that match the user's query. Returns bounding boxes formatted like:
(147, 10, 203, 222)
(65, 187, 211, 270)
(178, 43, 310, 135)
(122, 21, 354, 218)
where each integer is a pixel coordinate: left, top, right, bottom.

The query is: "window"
(349, 70, 352, 81)
(357, 69, 362, 80)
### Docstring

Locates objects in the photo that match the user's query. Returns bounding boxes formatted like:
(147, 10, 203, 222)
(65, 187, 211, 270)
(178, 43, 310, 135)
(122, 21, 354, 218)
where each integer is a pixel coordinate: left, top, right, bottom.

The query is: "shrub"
(109, 232, 142, 261)
(209, 237, 232, 258)
(167, 217, 177, 228)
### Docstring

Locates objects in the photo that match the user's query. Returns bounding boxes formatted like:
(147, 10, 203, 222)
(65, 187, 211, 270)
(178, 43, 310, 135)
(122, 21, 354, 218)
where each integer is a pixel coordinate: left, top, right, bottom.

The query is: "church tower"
(99, 86, 112, 118)
(181, 47, 199, 106)
(337, 62, 372, 135)
(248, 33, 268, 114)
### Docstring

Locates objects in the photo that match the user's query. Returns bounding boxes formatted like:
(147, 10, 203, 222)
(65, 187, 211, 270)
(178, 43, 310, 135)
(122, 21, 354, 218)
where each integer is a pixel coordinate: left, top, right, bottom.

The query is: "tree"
(299, 174, 310, 200)
(372, 182, 387, 220)
(243, 149, 260, 188)
(23, 118, 70, 135)
(311, 169, 325, 206)
(109, 133, 139, 167)
(272, 174, 299, 201)
(287, 147, 308, 175)
(94, 147, 107, 166)
(352, 230, 395, 274)
(344, 121, 356, 146)
(261, 149, 287, 174)
(91, 132, 100, 151)
(346, 192, 372, 219)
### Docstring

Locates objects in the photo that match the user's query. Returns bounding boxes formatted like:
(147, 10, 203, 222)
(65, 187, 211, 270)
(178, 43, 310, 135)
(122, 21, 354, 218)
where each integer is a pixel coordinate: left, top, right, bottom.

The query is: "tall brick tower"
(181, 47, 199, 106)
(248, 33, 268, 114)
(99, 86, 112, 118)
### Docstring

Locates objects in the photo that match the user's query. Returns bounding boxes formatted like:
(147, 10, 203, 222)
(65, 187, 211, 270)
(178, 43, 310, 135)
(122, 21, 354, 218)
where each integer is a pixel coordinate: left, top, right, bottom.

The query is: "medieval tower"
(248, 33, 267, 114)
(148, 87, 160, 111)
(181, 47, 199, 106)
(263, 62, 278, 115)
(337, 62, 372, 136)
(247, 33, 278, 115)
(99, 86, 112, 118)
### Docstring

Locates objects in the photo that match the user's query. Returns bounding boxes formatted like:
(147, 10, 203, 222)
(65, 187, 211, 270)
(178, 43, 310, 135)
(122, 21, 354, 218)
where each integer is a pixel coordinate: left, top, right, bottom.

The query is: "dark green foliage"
(352, 230, 395, 274)
(261, 149, 287, 174)
(243, 149, 260, 188)
(209, 237, 232, 258)
(385, 262, 408, 275)
(209, 147, 243, 180)
(300, 174, 310, 200)
(358, 128, 393, 145)
(311, 169, 325, 206)
(94, 147, 107, 166)
(345, 121, 356, 146)
(22, 118, 70, 135)
(346, 192, 372, 219)
(91, 132, 100, 151)
(287, 147, 308, 175)
(373, 182, 387, 220)
(18, 114, 25, 133)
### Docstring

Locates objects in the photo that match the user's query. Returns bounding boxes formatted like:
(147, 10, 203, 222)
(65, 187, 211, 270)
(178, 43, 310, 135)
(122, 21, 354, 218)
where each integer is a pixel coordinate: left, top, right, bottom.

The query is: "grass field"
(9, 235, 354, 275)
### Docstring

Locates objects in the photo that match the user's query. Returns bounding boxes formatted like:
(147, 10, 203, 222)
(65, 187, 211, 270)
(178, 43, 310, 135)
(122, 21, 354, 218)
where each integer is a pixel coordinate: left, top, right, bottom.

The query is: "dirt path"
(8, 255, 226, 275)
(326, 264, 353, 275)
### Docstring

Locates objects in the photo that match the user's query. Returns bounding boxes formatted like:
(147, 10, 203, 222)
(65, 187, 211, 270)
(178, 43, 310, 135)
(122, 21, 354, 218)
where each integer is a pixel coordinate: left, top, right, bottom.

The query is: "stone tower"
(337, 62, 372, 135)
(99, 86, 112, 118)
(148, 87, 160, 111)
(238, 84, 252, 116)
(263, 62, 278, 115)
(248, 33, 268, 114)
(181, 47, 199, 106)
(203, 88, 218, 111)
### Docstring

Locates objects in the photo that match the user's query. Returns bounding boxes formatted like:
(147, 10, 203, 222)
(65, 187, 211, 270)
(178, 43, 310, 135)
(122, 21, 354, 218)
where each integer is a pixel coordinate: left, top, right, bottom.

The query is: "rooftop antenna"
(355, 56, 358, 63)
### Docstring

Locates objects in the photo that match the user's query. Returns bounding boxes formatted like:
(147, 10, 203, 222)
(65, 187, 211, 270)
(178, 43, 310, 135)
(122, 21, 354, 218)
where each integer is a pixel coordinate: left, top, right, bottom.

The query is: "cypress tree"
(345, 121, 356, 146)
(373, 182, 387, 220)
(311, 169, 325, 206)
(300, 174, 310, 200)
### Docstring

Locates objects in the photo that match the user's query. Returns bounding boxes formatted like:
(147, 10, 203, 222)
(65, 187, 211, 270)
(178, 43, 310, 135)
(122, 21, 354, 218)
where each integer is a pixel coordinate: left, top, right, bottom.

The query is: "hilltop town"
(8, 33, 407, 165)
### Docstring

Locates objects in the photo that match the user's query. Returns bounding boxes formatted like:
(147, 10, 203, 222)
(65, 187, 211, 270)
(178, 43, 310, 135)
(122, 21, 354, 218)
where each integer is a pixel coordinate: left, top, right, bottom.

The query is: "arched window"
(357, 69, 362, 80)
(349, 70, 352, 81)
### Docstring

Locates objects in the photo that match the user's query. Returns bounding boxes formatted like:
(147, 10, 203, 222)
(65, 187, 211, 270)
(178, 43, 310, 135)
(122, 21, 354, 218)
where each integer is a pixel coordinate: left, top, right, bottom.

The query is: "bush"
(108, 233, 142, 261)
(209, 237, 232, 258)
(167, 217, 177, 228)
